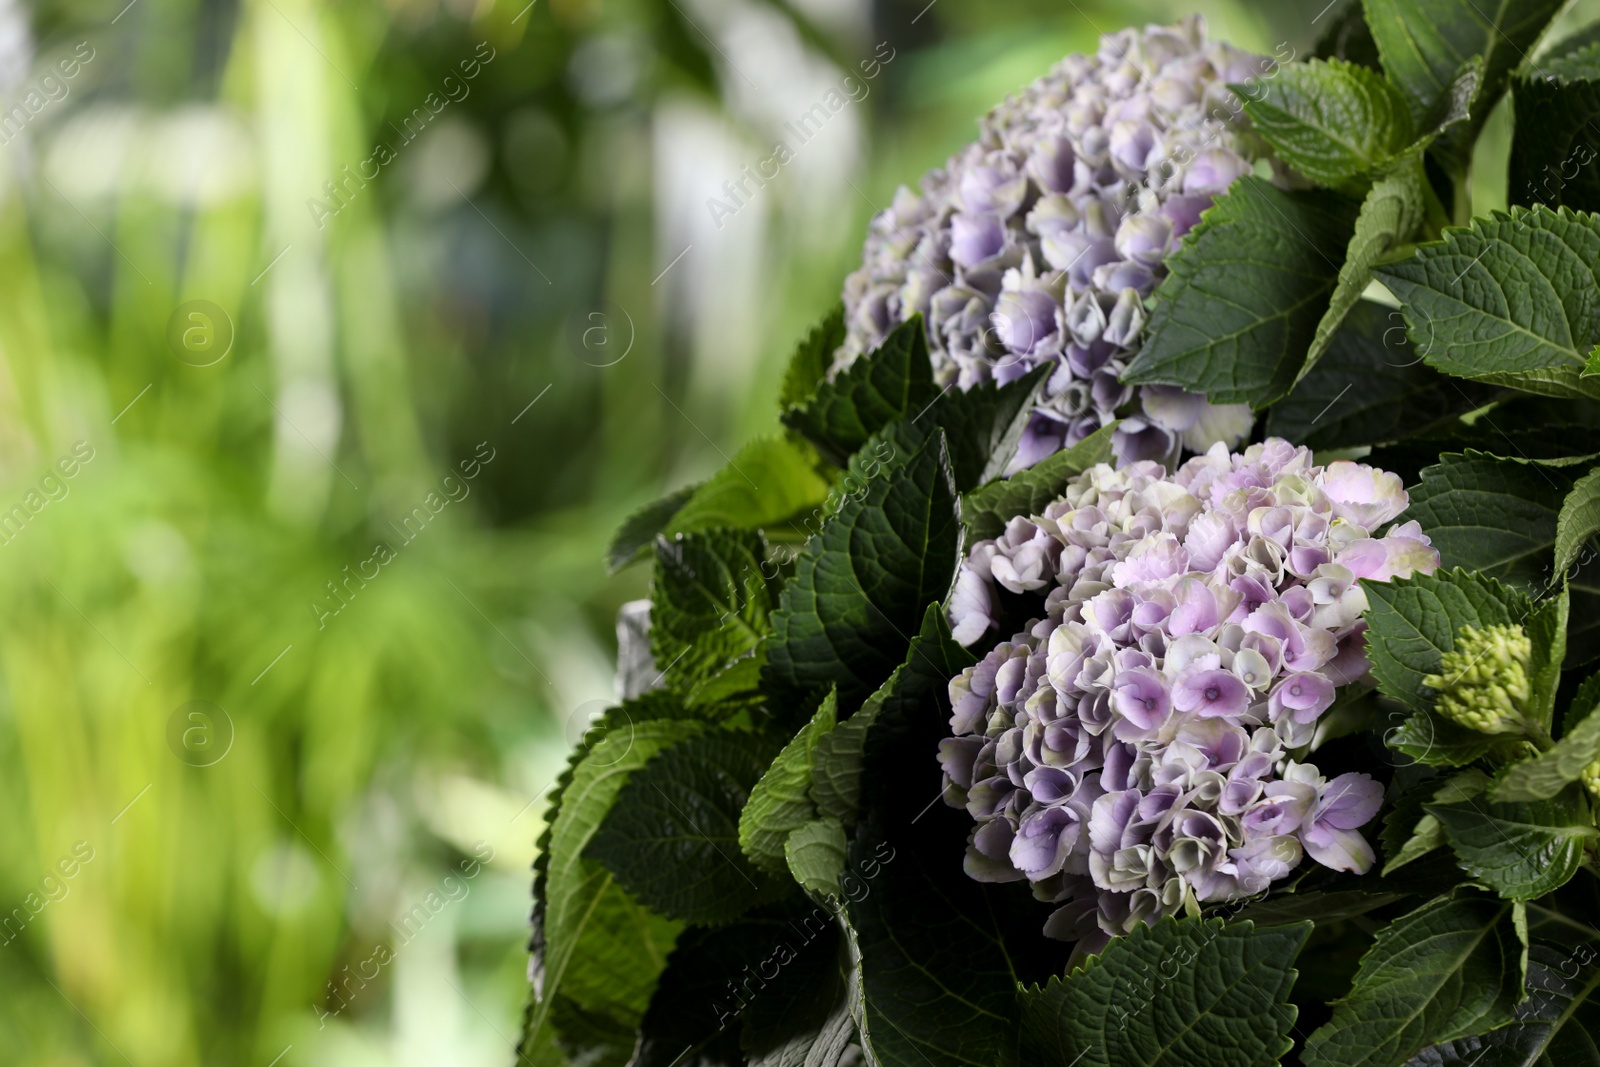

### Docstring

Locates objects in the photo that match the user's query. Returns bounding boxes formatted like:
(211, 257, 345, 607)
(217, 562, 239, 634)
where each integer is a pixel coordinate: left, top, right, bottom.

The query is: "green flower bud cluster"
(1583, 759, 1600, 801)
(1423, 624, 1533, 736)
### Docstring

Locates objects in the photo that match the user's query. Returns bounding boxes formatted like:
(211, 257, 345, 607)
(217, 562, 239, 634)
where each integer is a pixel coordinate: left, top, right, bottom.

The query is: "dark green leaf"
(1373, 206, 1600, 399)
(1507, 20, 1600, 217)
(739, 690, 837, 875)
(1565, 671, 1600, 735)
(1509, 76, 1600, 214)
(1124, 177, 1361, 407)
(1230, 887, 1408, 925)
(1453, 395, 1600, 460)
(1431, 790, 1595, 899)
(844, 605, 1025, 1067)
(1018, 917, 1311, 1067)
(1268, 300, 1495, 449)
(763, 431, 960, 708)
(782, 316, 941, 467)
(1363, 0, 1564, 168)
(652, 529, 780, 697)
(1572, 585, 1600, 669)
(960, 423, 1117, 543)
(633, 907, 815, 1067)
(1315, 1, 1383, 69)
(548, 994, 636, 1067)
(587, 732, 785, 925)
(781, 304, 845, 410)
(1401, 451, 1577, 587)
(1404, 940, 1600, 1066)
(1302, 891, 1525, 1066)
(918, 364, 1049, 490)
(1383, 770, 1491, 874)
(1240, 58, 1414, 189)
(1556, 466, 1600, 578)
(741, 918, 857, 1067)
(609, 484, 699, 574)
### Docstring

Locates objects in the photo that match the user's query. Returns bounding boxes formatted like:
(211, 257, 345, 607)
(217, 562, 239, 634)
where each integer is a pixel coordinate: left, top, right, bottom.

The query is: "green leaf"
(532, 714, 703, 1044)
(1387, 708, 1502, 766)
(782, 316, 941, 468)
(1493, 713, 1600, 802)
(587, 731, 785, 925)
(1383, 770, 1491, 875)
(1363, 567, 1530, 712)
(1430, 790, 1595, 899)
(666, 434, 833, 541)
(739, 690, 837, 875)
(1556, 466, 1600, 578)
(784, 817, 848, 899)
(1240, 59, 1415, 189)
(1018, 917, 1311, 1067)
(1304, 165, 1427, 377)
(1268, 300, 1495, 449)
(960, 423, 1117, 543)
(1303, 891, 1525, 1067)
(1404, 940, 1600, 1066)
(1364, 568, 1530, 766)
(742, 918, 856, 1067)
(807, 686, 886, 828)
(764, 430, 960, 708)
(780, 304, 845, 410)
(1363, 0, 1564, 168)
(651, 529, 780, 697)
(608, 484, 698, 574)
(1125, 176, 1361, 407)
(1525, 584, 1569, 731)
(1401, 451, 1578, 587)
(1373, 206, 1600, 399)
(547, 995, 635, 1067)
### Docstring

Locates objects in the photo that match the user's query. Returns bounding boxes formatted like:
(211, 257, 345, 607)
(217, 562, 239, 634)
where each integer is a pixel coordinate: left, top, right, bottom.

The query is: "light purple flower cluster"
(835, 17, 1282, 469)
(938, 439, 1439, 943)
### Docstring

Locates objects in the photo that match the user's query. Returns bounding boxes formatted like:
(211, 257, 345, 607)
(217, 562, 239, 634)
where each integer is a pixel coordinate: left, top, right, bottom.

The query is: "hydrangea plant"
(836, 16, 1268, 467)
(940, 441, 1437, 946)
(527, 6, 1600, 1067)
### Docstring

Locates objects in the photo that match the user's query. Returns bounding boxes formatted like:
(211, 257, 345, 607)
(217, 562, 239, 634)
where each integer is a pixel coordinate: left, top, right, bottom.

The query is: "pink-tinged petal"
(1320, 461, 1409, 529)
(1301, 824, 1376, 874)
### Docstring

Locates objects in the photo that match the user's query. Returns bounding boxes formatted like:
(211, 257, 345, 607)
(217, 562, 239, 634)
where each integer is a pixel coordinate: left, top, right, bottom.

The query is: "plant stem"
(1452, 168, 1474, 228)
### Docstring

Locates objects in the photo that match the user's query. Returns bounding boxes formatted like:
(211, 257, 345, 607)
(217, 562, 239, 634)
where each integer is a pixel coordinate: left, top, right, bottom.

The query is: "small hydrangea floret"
(938, 439, 1439, 945)
(1423, 624, 1533, 736)
(836, 17, 1279, 468)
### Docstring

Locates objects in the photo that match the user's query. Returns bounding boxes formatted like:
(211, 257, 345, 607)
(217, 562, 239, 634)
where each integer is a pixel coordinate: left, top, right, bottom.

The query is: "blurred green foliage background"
(0, 0, 1572, 1061)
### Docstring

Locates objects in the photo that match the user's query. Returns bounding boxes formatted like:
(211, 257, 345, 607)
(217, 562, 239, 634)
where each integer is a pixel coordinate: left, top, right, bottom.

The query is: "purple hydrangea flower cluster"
(835, 17, 1282, 469)
(938, 439, 1439, 944)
